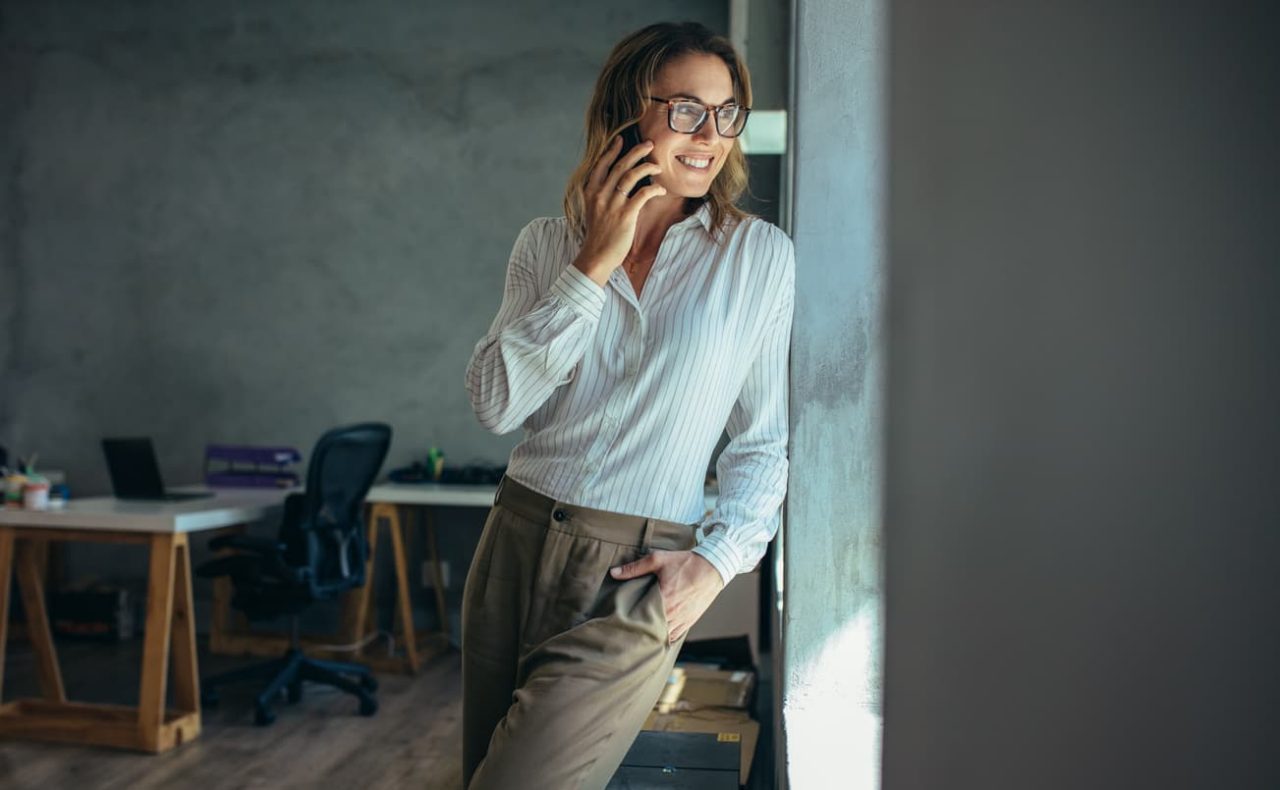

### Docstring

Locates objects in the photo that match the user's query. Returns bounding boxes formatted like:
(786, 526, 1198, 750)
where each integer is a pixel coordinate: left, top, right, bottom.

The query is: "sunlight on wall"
(783, 604, 882, 788)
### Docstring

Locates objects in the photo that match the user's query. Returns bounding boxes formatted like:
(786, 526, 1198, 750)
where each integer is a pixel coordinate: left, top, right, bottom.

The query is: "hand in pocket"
(609, 549, 725, 643)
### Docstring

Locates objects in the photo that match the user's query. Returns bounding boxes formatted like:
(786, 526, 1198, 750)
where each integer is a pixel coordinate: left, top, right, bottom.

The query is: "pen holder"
(23, 479, 50, 510)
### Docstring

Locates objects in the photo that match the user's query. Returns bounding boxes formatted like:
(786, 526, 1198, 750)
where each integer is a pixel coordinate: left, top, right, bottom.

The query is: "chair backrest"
(280, 422, 391, 598)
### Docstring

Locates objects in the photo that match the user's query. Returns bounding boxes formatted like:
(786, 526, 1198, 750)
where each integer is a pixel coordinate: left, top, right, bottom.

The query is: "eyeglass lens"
(669, 101, 748, 137)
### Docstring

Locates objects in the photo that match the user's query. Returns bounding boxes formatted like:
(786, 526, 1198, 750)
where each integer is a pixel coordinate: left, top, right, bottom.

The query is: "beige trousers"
(461, 475, 696, 790)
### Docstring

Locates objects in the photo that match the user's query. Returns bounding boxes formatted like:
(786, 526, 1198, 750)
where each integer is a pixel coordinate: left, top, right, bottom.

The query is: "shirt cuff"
(549, 265, 607, 322)
(692, 531, 744, 587)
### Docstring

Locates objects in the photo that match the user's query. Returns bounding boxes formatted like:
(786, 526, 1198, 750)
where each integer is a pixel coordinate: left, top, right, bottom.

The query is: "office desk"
(0, 490, 285, 753)
(209, 482, 718, 675)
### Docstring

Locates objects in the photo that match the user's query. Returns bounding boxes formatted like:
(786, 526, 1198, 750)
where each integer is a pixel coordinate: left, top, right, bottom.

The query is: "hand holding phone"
(618, 124, 654, 197)
(570, 129, 666, 285)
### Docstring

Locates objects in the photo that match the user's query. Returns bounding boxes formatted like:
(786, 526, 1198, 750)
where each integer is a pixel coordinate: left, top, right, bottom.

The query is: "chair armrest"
(207, 534, 286, 554)
(201, 533, 308, 584)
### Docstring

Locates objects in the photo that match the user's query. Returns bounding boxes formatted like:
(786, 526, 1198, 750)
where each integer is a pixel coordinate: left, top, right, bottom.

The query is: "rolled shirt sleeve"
(693, 238, 795, 584)
(465, 221, 606, 435)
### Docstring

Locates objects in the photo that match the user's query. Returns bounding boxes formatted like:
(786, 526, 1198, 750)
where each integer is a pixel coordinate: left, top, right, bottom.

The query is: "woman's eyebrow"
(667, 92, 738, 105)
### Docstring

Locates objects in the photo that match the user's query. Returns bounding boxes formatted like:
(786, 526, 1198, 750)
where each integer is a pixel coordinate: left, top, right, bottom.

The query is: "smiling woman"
(462, 21, 794, 790)
(563, 21, 753, 245)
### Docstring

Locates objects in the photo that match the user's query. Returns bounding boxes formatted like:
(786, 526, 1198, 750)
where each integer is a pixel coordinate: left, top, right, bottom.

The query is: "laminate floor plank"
(0, 637, 464, 790)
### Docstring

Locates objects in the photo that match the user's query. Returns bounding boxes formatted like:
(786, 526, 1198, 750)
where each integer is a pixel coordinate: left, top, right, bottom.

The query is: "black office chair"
(196, 422, 391, 726)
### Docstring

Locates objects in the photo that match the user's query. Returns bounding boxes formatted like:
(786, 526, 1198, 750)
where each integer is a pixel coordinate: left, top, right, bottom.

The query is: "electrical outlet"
(422, 560, 451, 590)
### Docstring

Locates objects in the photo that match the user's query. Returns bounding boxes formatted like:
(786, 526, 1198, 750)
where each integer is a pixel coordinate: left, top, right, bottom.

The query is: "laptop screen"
(102, 438, 167, 498)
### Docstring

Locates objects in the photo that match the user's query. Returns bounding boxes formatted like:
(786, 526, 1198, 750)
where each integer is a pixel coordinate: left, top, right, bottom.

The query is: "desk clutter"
(1, 444, 68, 511)
(387, 447, 506, 485)
(613, 635, 762, 788)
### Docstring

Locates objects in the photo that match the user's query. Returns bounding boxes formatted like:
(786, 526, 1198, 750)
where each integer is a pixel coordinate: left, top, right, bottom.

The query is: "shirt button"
(553, 509, 568, 522)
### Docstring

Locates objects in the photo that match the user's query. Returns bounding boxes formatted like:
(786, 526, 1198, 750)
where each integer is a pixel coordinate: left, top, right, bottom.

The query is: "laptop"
(101, 438, 214, 502)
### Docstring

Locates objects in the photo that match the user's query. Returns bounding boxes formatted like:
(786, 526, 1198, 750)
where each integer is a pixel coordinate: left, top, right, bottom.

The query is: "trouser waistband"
(494, 475, 695, 549)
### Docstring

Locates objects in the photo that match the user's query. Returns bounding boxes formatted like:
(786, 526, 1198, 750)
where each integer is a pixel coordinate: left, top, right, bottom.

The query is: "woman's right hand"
(572, 135, 666, 284)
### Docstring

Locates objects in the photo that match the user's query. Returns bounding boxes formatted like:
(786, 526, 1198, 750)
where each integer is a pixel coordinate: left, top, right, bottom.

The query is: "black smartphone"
(617, 124, 653, 198)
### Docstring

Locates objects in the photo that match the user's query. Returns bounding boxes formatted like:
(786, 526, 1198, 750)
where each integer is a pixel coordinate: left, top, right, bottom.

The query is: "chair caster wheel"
(359, 697, 378, 717)
(359, 675, 378, 693)
(201, 690, 220, 708)
(254, 706, 277, 726)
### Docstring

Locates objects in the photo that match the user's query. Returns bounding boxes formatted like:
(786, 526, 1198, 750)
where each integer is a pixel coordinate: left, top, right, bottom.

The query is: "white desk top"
(0, 483, 719, 534)
(366, 482, 499, 507)
(0, 488, 288, 534)
(366, 482, 718, 513)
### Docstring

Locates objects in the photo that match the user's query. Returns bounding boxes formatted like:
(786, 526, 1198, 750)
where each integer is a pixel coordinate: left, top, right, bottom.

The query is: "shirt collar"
(675, 201, 715, 233)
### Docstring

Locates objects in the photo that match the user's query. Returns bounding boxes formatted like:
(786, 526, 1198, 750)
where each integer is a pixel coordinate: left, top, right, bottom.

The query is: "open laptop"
(101, 438, 214, 502)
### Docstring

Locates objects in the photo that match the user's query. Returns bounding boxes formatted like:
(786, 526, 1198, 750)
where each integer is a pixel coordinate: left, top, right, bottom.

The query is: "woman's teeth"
(676, 155, 712, 170)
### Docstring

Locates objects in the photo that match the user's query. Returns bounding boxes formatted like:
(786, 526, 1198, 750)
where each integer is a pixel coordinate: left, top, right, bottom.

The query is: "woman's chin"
(663, 184, 711, 200)
(652, 173, 716, 201)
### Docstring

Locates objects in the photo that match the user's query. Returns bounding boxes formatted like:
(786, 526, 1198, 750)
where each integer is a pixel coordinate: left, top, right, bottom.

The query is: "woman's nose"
(693, 116, 722, 144)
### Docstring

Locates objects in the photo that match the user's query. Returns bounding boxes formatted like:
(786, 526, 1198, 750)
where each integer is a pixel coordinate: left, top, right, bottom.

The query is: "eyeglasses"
(649, 96, 751, 138)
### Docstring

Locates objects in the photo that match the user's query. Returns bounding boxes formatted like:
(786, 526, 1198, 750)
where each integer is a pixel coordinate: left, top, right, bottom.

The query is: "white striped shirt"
(465, 202, 793, 583)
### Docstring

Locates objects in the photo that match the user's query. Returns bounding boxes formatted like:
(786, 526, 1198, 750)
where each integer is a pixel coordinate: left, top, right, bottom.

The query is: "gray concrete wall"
(882, 2, 1280, 788)
(0, 0, 725, 627)
(784, 1, 886, 788)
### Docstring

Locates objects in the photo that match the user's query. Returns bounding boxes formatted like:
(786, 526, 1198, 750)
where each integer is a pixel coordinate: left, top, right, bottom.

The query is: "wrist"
(572, 254, 615, 286)
(689, 551, 728, 590)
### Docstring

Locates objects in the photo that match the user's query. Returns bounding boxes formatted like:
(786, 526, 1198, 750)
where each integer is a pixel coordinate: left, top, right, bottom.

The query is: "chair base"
(202, 647, 378, 726)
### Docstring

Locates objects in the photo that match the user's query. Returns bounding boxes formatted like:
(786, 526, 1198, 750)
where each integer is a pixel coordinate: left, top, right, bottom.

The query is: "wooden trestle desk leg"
(0, 530, 199, 753)
(0, 529, 59, 703)
(346, 504, 452, 674)
(13, 539, 66, 702)
(169, 536, 200, 717)
(137, 533, 201, 751)
(386, 504, 421, 673)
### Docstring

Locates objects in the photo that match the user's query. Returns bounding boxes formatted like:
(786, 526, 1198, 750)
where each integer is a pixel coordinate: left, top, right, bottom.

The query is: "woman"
(462, 21, 793, 790)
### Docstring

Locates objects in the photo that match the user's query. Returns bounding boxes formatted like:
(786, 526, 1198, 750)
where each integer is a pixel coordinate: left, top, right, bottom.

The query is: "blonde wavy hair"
(564, 22, 753, 242)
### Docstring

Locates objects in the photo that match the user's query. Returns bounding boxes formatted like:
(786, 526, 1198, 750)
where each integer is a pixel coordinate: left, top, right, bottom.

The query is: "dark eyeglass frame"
(648, 96, 751, 138)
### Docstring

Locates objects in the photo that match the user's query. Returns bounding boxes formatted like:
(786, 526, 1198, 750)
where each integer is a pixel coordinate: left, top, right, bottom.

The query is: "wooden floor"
(0, 636, 464, 789)
(1, 635, 776, 789)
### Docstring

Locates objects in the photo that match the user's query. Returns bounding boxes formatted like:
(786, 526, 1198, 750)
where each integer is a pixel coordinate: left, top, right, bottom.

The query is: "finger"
(587, 136, 623, 191)
(624, 183, 668, 212)
(611, 553, 658, 579)
(604, 140, 654, 192)
(614, 163, 662, 199)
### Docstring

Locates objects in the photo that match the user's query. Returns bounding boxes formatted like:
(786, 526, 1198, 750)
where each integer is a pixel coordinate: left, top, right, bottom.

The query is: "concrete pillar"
(783, 1, 887, 788)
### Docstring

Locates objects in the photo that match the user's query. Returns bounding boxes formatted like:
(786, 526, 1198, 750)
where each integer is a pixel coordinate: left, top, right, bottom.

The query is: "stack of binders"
(204, 444, 301, 489)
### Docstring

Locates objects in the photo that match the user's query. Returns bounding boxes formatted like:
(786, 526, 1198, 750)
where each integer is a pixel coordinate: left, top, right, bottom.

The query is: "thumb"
(611, 553, 658, 580)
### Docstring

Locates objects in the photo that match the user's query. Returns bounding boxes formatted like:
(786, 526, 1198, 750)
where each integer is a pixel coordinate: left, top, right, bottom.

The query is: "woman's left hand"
(611, 550, 726, 644)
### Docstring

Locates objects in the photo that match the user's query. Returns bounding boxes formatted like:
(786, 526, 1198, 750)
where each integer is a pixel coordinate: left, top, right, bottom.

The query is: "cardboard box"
(642, 708, 760, 785)
(609, 730, 740, 789)
(677, 664, 755, 710)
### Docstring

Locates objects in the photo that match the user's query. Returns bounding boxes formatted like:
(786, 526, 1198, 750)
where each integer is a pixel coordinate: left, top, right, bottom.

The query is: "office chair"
(196, 422, 391, 726)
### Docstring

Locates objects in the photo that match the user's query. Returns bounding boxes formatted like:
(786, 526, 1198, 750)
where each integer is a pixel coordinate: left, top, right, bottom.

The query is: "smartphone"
(617, 124, 653, 198)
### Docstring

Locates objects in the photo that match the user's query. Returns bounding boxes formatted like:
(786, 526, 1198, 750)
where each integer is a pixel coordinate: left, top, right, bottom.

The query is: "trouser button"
(553, 509, 568, 522)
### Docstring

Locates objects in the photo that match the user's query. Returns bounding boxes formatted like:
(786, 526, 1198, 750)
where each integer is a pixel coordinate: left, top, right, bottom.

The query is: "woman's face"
(636, 52, 738, 200)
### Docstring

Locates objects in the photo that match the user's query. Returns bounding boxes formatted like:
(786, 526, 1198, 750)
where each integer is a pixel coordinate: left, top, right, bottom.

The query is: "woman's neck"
(632, 195, 696, 255)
